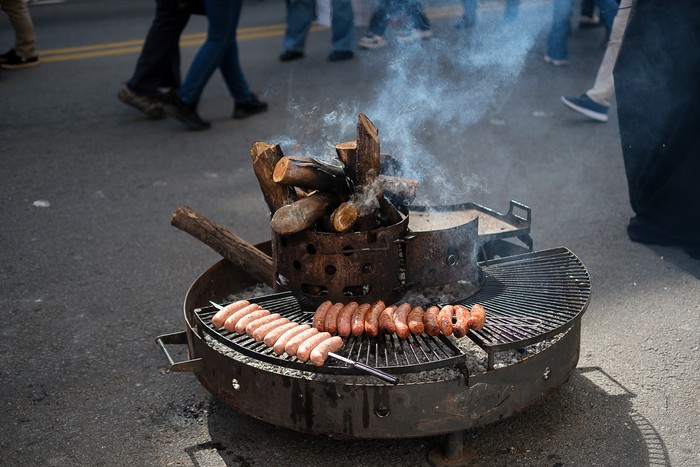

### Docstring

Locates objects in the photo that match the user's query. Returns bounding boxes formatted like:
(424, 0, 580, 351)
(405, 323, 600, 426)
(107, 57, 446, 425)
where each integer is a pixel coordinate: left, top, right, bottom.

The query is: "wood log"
(251, 142, 296, 213)
(171, 205, 273, 286)
(380, 153, 402, 176)
(270, 191, 339, 235)
(376, 175, 419, 205)
(378, 195, 405, 227)
(354, 114, 381, 188)
(273, 156, 349, 195)
(330, 201, 359, 232)
(335, 141, 357, 168)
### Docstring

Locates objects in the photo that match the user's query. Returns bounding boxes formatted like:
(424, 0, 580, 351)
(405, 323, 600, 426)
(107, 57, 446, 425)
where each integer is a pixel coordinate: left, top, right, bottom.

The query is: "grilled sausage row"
(313, 300, 486, 339)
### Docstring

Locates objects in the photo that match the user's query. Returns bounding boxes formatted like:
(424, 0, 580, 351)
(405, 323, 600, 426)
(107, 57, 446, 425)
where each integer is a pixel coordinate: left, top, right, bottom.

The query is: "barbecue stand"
(158, 203, 591, 464)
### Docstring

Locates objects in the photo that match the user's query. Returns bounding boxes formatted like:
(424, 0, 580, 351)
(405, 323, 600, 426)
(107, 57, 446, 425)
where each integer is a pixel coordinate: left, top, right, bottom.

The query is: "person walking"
(165, 0, 267, 130)
(0, 0, 39, 69)
(456, 0, 520, 29)
(280, 0, 355, 62)
(118, 0, 196, 119)
(560, 0, 633, 122)
(358, 0, 431, 50)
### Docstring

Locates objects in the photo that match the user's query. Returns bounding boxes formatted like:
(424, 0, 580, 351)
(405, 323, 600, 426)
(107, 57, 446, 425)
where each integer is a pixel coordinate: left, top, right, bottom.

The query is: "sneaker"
(327, 50, 354, 62)
(397, 28, 433, 42)
(279, 50, 304, 62)
(165, 96, 211, 130)
(560, 94, 609, 122)
(233, 93, 268, 119)
(579, 15, 602, 29)
(543, 55, 569, 66)
(358, 34, 386, 50)
(118, 84, 166, 119)
(0, 49, 39, 69)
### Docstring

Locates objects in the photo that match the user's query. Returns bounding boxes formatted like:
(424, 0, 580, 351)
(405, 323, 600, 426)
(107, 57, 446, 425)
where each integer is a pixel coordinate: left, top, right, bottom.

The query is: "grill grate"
(194, 247, 590, 374)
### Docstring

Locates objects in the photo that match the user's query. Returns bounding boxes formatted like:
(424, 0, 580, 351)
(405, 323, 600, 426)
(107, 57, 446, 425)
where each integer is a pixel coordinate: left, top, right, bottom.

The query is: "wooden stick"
(270, 191, 339, 235)
(355, 114, 381, 188)
(273, 156, 349, 195)
(171, 205, 273, 286)
(251, 142, 296, 213)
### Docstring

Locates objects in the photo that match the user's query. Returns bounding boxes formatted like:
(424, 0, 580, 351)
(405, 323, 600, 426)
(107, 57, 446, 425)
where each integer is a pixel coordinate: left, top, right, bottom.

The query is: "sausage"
(452, 304, 470, 338)
(252, 317, 290, 342)
(437, 305, 454, 336)
(272, 324, 310, 355)
(467, 303, 486, 330)
(212, 300, 250, 328)
(234, 309, 270, 334)
(336, 302, 359, 337)
(284, 327, 320, 357)
(407, 306, 425, 335)
(296, 332, 332, 363)
(379, 305, 397, 334)
(310, 335, 344, 366)
(323, 302, 345, 335)
(312, 300, 333, 331)
(351, 303, 372, 336)
(223, 303, 261, 332)
(422, 306, 440, 336)
(263, 321, 298, 347)
(393, 303, 412, 340)
(245, 313, 282, 337)
(365, 300, 386, 337)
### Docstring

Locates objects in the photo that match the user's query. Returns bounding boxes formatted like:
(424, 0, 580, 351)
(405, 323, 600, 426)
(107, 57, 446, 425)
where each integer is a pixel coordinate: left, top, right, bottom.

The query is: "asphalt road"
(1, 1, 698, 466)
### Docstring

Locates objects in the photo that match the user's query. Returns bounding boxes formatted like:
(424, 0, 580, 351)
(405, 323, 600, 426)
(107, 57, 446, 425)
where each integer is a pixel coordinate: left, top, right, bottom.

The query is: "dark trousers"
(127, 0, 191, 97)
(368, 0, 430, 36)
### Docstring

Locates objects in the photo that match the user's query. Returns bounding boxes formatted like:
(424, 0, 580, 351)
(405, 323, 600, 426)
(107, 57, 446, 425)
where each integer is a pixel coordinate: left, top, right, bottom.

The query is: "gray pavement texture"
(1, 1, 699, 466)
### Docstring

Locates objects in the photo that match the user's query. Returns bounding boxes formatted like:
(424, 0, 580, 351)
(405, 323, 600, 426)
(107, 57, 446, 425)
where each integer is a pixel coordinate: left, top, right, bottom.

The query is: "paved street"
(1, 0, 698, 466)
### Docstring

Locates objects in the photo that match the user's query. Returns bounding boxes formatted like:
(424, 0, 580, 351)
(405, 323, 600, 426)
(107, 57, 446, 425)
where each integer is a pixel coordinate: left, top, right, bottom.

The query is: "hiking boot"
(118, 84, 166, 119)
(327, 50, 354, 62)
(165, 96, 210, 130)
(233, 93, 268, 119)
(279, 50, 304, 62)
(0, 49, 39, 69)
(561, 94, 609, 122)
(358, 34, 386, 50)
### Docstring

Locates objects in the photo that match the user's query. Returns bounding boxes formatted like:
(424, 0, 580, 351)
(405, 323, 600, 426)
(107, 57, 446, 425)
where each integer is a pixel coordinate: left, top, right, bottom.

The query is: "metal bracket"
(155, 331, 201, 373)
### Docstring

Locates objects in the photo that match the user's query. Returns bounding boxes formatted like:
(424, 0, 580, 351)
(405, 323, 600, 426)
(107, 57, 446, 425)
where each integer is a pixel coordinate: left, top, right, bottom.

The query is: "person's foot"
(396, 28, 433, 42)
(233, 93, 268, 119)
(279, 50, 304, 62)
(561, 94, 609, 122)
(327, 50, 354, 62)
(544, 55, 569, 66)
(358, 34, 387, 50)
(0, 49, 39, 69)
(579, 15, 602, 29)
(118, 84, 166, 119)
(165, 96, 210, 130)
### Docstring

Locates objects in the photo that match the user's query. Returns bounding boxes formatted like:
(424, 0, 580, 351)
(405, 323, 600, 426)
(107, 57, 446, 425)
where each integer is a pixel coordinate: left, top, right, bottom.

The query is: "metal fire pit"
(158, 245, 590, 443)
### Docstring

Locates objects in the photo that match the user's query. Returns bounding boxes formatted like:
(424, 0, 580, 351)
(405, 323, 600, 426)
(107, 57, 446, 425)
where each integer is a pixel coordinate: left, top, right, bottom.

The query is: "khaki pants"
(1, 0, 37, 59)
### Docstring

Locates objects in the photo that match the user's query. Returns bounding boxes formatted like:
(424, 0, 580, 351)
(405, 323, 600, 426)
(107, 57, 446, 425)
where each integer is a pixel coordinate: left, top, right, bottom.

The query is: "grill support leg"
(427, 431, 476, 466)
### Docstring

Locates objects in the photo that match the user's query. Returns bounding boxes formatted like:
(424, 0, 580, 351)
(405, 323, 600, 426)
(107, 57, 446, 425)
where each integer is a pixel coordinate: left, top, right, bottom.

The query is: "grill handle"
(155, 331, 202, 373)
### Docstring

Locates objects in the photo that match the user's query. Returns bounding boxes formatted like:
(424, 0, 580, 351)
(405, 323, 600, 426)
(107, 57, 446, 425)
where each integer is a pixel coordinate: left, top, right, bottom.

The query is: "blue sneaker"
(561, 94, 609, 122)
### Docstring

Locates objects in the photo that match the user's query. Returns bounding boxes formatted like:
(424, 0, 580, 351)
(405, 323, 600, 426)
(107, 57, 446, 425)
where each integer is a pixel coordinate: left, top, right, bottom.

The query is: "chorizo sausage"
(312, 300, 333, 331)
(379, 305, 397, 335)
(212, 300, 250, 328)
(336, 302, 359, 337)
(296, 332, 332, 363)
(365, 300, 386, 337)
(234, 309, 270, 334)
(407, 306, 425, 335)
(437, 305, 454, 336)
(393, 303, 412, 340)
(323, 302, 345, 335)
(351, 303, 372, 336)
(263, 321, 299, 347)
(467, 303, 486, 330)
(452, 304, 470, 338)
(272, 324, 310, 355)
(310, 336, 344, 366)
(422, 306, 440, 336)
(245, 313, 282, 337)
(252, 317, 290, 342)
(284, 327, 320, 357)
(223, 303, 262, 332)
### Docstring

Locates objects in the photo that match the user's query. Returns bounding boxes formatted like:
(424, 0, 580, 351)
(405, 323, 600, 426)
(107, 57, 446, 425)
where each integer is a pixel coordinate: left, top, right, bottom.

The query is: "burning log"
(270, 191, 339, 235)
(171, 205, 274, 286)
(251, 142, 296, 213)
(273, 156, 349, 195)
(329, 201, 360, 233)
(376, 175, 419, 206)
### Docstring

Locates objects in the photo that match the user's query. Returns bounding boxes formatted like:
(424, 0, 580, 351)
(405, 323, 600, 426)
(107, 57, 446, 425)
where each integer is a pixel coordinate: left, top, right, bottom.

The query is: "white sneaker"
(544, 55, 569, 66)
(397, 28, 433, 42)
(358, 34, 387, 50)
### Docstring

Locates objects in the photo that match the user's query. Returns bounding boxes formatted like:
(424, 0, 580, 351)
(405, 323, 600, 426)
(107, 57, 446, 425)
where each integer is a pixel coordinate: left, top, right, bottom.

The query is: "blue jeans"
(368, 0, 430, 36)
(283, 0, 354, 53)
(546, 0, 618, 61)
(179, 0, 251, 105)
(460, 0, 520, 26)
